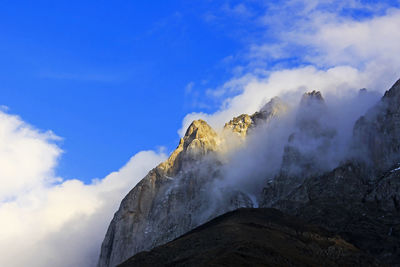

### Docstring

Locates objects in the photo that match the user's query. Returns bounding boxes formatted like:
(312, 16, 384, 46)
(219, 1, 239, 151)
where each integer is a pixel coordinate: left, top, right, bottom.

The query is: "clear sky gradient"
(0, 1, 248, 182)
(0, 0, 399, 182)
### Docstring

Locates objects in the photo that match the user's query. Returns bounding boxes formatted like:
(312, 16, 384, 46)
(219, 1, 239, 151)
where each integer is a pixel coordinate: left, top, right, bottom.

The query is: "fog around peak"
(1, 1, 400, 267)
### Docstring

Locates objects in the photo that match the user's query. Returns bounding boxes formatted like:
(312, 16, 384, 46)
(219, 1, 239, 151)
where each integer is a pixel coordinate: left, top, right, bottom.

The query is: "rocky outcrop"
(223, 114, 252, 137)
(118, 208, 380, 267)
(260, 80, 400, 265)
(281, 91, 336, 177)
(262, 163, 400, 265)
(98, 120, 223, 267)
(263, 91, 336, 206)
(99, 79, 400, 267)
(224, 97, 288, 137)
(98, 119, 256, 267)
(98, 101, 289, 267)
(251, 96, 288, 127)
(353, 79, 400, 175)
(158, 119, 221, 176)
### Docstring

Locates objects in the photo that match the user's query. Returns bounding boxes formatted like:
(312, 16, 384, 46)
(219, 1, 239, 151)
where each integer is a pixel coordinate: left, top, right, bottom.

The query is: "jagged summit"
(98, 118, 228, 267)
(262, 90, 336, 206)
(224, 97, 288, 137)
(252, 96, 288, 124)
(353, 78, 400, 173)
(295, 90, 329, 134)
(182, 119, 220, 153)
(158, 119, 219, 176)
(223, 114, 252, 137)
(99, 80, 400, 267)
(259, 96, 285, 113)
(300, 90, 324, 106)
(263, 79, 400, 265)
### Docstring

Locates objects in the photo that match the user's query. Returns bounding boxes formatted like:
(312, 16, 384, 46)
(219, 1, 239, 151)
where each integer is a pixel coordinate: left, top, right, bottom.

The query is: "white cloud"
(179, 3, 400, 135)
(0, 112, 61, 202)
(179, 65, 371, 135)
(292, 8, 400, 68)
(2, 2, 400, 267)
(0, 110, 167, 267)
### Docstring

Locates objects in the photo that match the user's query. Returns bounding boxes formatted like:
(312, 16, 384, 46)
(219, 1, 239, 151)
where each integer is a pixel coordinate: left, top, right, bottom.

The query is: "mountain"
(118, 208, 379, 267)
(98, 97, 287, 267)
(98, 79, 400, 267)
(224, 97, 288, 137)
(97, 119, 224, 267)
(261, 80, 400, 265)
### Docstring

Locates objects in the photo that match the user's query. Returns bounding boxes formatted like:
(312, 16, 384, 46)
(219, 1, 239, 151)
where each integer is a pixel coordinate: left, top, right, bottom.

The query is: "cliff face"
(260, 79, 400, 265)
(352, 79, 400, 174)
(262, 91, 336, 207)
(99, 79, 400, 267)
(98, 101, 287, 267)
(97, 120, 222, 267)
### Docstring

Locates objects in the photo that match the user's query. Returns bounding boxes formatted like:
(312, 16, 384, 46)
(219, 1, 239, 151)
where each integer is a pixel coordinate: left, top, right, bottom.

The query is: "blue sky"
(2, 0, 399, 182)
(0, 1, 252, 181)
(1, 1, 400, 266)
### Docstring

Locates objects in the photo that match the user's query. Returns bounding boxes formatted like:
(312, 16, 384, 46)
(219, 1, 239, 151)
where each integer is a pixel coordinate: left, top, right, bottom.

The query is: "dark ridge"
(383, 78, 400, 99)
(118, 208, 380, 267)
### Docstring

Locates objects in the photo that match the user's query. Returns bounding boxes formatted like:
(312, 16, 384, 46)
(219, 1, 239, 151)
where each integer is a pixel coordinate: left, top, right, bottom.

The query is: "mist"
(212, 87, 381, 207)
(2, 1, 400, 267)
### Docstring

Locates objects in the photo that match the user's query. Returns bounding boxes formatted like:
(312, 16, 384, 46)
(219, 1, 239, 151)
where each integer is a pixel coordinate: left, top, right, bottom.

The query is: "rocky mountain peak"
(181, 119, 220, 160)
(266, 90, 335, 201)
(295, 91, 329, 134)
(260, 97, 286, 113)
(352, 78, 400, 174)
(252, 97, 288, 124)
(99, 78, 400, 267)
(158, 119, 220, 176)
(300, 90, 324, 107)
(296, 91, 326, 133)
(224, 97, 288, 137)
(183, 119, 219, 150)
(223, 114, 252, 137)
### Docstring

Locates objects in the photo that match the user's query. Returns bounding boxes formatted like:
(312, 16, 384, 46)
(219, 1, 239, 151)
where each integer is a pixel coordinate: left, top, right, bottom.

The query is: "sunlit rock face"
(223, 97, 288, 138)
(98, 103, 289, 267)
(158, 119, 221, 176)
(97, 119, 254, 267)
(224, 114, 252, 137)
(98, 79, 400, 267)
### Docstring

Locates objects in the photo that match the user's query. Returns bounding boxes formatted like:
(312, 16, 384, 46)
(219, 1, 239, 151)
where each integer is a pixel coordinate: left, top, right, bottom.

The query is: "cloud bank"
(180, 2, 400, 135)
(2, 1, 400, 267)
(0, 111, 166, 267)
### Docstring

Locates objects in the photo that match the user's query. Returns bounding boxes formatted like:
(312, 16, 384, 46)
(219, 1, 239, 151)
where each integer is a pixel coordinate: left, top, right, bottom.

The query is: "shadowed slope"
(118, 208, 379, 267)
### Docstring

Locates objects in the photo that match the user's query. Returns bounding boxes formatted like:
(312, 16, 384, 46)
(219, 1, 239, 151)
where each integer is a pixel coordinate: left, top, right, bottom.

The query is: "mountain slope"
(97, 120, 224, 267)
(98, 79, 400, 267)
(118, 208, 379, 267)
(98, 98, 287, 267)
(261, 79, 400, 265)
